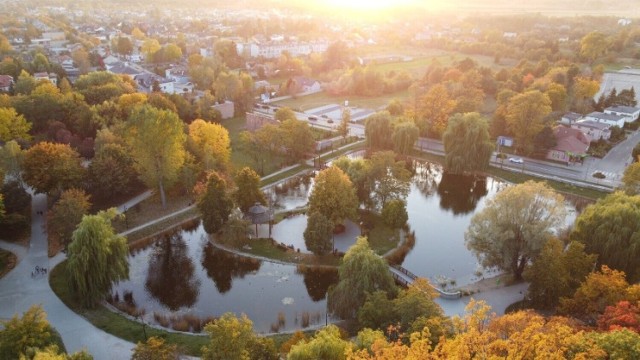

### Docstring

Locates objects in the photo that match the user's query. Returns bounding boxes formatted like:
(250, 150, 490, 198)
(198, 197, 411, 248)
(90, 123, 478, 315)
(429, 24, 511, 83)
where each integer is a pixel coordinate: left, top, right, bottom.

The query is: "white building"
(604, 106, 640, 123)
(571, 119, 611, 141)
(584, 112, 626, 128)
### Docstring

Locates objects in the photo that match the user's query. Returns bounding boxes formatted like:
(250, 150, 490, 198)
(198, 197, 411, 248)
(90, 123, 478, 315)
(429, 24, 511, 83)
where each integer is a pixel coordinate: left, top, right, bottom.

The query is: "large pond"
(265, 160, 581, 287)
(112, 224, 337, 334)
(114, 159, 585, 332)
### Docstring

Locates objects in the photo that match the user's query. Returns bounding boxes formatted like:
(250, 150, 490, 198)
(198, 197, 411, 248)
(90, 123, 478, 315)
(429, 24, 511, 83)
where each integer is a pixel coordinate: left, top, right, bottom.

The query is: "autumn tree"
(47, 188, 91, 251)
(127, 105, 186, 208)
(280, 119, 315, 163)
(573, 77, 601, 114)
(367, 151, 411, 210)
(621, 162, 640, 195)
(141, 38, 161, 61)
(465, 181, 567, 280)
(67, 209, 129, 308)
(187, 119, 230, 171)
(287, 325, 351, 360)
(274, 107, 297, 122)
(505, 90, 551, 155)
(308, 166, 358, 226)
(416, 84, 456, 138)
(0, 305, 54, 359)
(392, 121, 419, 156)
(0, 107, 32, 142)
(597, 301, 640, 333)
(131, 336, 180, 360)
(233, 167, 266, 213)
(88, 143, 140, 199)
(443, 112, 494, 175)
(22, 142, 85, 196)
(303, 211, 334, 255)
(197, 171, 233, 234)
(580, 31, 609, 63)
(201, 313, 277, 360)
(570, 192, 640, 281)
(328, 237, 397, 319)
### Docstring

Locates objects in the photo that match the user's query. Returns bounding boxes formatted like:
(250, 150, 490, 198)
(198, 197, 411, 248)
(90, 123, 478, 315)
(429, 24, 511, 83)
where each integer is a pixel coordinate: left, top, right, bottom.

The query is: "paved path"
(116, 189, 154, 214)
(0, 194, 135, 359)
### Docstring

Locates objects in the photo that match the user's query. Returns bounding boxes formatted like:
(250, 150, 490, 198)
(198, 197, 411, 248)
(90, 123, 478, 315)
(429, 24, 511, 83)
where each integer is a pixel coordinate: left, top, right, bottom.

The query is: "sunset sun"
(323, 0, 418, 10)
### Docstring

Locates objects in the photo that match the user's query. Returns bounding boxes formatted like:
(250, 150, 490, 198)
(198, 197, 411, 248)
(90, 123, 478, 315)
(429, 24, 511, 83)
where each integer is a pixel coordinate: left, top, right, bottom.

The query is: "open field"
(274, 90, 410, 112)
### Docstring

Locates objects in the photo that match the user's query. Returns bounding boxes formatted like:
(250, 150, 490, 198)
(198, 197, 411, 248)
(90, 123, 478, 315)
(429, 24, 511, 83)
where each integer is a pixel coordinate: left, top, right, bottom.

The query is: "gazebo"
(245, 202, 274, 238)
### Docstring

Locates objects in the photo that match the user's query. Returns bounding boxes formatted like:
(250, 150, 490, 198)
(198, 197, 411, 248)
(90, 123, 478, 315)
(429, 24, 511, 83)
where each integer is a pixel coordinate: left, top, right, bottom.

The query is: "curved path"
(0, 193, 135, 359)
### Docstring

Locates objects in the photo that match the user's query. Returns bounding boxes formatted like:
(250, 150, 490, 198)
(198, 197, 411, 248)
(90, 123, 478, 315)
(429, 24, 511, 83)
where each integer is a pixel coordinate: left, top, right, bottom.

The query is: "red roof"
(554, 126, 590, 154)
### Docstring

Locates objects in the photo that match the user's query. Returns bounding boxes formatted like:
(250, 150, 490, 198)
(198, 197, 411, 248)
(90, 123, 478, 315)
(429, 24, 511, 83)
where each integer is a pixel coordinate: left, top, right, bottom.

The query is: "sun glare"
(322, 0, 419, 10)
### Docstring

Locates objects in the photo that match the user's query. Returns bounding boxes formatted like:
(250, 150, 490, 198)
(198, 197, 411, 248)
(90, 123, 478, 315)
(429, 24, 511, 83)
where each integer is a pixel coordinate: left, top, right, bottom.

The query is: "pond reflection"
(201, 243, 261, 293)
(145, 233, 200, 310)
(437, 173, 488, 216)
(297, 266, 339, 302)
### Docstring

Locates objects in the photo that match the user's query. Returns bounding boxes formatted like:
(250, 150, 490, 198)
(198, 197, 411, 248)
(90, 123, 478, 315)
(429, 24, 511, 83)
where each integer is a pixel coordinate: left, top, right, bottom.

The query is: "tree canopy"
(233, 167, 266, 213)
(465, 181, 567, 280)
(47, 188, 91, 250)
(443, 112, 494, 175)
(22, 142, 85, 196)
(505, 90, 551, 155)
(303, 211, 334, 255)
(197, 171, 233, 234)
(66, 209, 129, 308)
(201, 313, 277, 360)
(308, 166, 358, 226)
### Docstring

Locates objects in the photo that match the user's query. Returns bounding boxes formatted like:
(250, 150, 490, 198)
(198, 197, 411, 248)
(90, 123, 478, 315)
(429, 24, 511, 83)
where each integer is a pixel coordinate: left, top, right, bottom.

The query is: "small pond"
(112, 224, 337, 333)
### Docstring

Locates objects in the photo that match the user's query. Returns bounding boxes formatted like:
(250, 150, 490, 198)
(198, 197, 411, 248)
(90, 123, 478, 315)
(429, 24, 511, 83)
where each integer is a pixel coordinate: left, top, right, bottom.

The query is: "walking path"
(0, 194, 135, 359)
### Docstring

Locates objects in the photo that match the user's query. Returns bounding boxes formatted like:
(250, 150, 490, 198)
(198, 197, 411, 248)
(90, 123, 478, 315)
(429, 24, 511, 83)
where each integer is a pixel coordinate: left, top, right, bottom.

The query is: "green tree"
(580, 31, 609, 63)
(621, 162, 640, 195)
(13, 70, 36, 95)
(368, 151, 411, 209)
(141, 38, 161, 61)
(67, 209, 129, 308)
(570, 192, 640, 281)
(338, 108, 350, 141)
(303, 211, 334, 255)
(465, 181, 567, 280)
(233, 167, 266, 213)
(328, 237, 397, 319)
(187, 119, 230, 171)
(0, 140, 25, 185)
(365, 111, 393, 150)
(47, 188, 91, 250)
(308, 166, 358, 226)
(394, 278, 444, 333)
(74, 71, 136, 105)
(332, 156, 372, 207)
(274, 107, 297, 122)
(584, 329, 640, 360)
(281, 119, 314, 164)
(506, 90, 551, 155)
(0, 107, 32, 142)
(443, 112, 494, 175)
(127, 105, 186, 208)
(131, 336, 180, 360)
(201, 313, 277, 360)
(386, 99, 404, 116)
(357, 291, 396, 331)
(381, 199, 408, 229)
(22, 142, 85, 196)
(392, 121, 419, 156)
(163, 43, 183, 63)
(197, 171, 233, 234)
(287, 325, 351, 360)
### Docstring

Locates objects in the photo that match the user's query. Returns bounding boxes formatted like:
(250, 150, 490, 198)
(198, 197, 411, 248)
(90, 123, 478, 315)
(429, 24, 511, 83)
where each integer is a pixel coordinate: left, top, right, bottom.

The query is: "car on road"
(308, 116, 318, 121)
(327, 119, 334, 123)
(508, 157, 524, 164)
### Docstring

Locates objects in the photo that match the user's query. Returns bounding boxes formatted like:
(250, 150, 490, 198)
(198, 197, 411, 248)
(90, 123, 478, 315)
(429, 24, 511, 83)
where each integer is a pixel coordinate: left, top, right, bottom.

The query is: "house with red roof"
(546, 126, 591, 164)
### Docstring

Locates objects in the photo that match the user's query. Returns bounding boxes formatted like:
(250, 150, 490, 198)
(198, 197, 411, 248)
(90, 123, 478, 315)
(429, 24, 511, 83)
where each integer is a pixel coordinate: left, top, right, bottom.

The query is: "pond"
(112, 224, 337, 334)
(264, 160, 579, 287)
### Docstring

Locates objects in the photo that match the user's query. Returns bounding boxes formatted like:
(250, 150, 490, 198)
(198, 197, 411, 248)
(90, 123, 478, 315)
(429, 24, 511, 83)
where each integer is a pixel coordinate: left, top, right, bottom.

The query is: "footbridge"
(388, 265, 462, 299)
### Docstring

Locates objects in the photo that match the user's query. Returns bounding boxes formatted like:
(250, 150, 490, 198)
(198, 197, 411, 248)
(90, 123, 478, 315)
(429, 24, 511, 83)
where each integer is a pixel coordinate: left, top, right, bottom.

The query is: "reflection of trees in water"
(562, 193, 595, 213)
(437, 173, 488, 215)
(266, 172, 314, 208)
(297, 266, 339, 302)
(145, 233, 200, 311)
(201, 243, 261, 293)
(412, 161, 442, 198)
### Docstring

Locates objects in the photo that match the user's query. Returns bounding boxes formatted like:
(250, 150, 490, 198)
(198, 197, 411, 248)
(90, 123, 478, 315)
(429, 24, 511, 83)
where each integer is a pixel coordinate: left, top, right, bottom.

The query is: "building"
(584, 112, 626, 128)
(571, 119, 611, 141)
(560, 112, 583, 125)
(604, 106, 640, 123)
(33, 72, 58, 86)
(213, 101, 234, 119)
(291, 76, 321, 94)
(0, 75, 13, 92)
(246, 112, 278, 131)
(546, 126, 591, 164)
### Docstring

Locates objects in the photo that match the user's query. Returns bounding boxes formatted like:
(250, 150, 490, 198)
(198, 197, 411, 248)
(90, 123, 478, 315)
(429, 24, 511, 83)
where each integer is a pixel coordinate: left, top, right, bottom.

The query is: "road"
(416, 132, 640, 190)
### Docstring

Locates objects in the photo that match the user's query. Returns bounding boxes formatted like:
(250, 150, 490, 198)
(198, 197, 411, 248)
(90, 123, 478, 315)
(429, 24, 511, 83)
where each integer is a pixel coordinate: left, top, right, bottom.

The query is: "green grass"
(360, 212, 400, 255)
(273, 90, 410, 112)
(221, 117, 286, 175)
(49, 261, 210, 356)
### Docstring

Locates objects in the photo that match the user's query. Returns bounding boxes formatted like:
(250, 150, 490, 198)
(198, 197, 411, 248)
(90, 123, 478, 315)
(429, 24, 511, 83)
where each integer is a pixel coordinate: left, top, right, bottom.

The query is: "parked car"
(321, 114, 329, 118)
(508, 157, 524, 164)
(308, 116, 318, 121)
(327, 119, 334, 123)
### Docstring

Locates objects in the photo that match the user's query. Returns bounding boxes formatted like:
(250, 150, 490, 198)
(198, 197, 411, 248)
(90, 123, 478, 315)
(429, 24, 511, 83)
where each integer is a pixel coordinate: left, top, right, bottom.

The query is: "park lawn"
(360, 211, 400, 255)
(273, 90, 410, 112)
